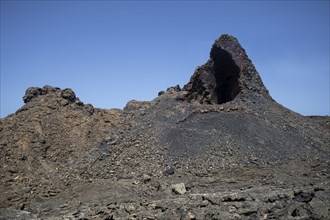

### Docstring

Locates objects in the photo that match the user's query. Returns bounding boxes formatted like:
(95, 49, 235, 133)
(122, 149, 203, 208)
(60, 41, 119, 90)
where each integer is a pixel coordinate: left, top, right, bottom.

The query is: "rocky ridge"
(0, 34, 329, 219)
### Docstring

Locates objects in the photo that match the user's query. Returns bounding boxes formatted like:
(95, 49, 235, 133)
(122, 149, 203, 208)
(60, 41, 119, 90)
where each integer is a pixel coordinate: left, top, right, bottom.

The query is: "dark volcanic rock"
(61, 88, 77, 102)
(23, 87, 46, 103)
(184, 34, 271, 104)
(23, 85, 62, 103)
(0, 34, 329, 220)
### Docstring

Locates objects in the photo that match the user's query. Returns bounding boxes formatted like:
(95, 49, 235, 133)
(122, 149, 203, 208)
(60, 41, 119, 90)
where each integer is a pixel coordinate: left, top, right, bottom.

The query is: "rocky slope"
(0, 34, 329, 220)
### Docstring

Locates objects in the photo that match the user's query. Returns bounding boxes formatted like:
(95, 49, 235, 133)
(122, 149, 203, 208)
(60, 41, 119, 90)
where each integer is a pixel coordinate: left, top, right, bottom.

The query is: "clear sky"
(1, 0, 329, 118)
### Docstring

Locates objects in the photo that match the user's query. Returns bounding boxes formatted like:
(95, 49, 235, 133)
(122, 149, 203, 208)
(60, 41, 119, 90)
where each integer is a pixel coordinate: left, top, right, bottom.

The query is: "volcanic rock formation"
(0, 34, 329, 220)
(183, 35, 270, 104)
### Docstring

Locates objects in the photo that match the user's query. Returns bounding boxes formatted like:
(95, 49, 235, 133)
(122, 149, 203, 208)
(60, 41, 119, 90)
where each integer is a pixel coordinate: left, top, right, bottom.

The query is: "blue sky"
(1, 0, 329, 117)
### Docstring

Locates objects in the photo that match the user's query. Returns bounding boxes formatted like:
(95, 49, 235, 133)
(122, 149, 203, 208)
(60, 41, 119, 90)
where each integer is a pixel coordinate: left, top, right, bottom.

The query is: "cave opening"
(211, 48, 240, 104)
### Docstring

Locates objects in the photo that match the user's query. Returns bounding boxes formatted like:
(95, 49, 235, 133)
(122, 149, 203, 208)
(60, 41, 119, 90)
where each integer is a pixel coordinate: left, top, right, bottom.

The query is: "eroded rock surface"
(1, 34, 329, 219)
(184, 34, 271, 104)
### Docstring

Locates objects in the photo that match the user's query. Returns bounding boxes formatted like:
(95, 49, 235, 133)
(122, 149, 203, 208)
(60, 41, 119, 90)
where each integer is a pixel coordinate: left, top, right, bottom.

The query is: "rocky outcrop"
(23, 87, 48, 103)
(22, 85, 82, 106)
(184, 34, 271, 104)
(0, 34, 329, 220)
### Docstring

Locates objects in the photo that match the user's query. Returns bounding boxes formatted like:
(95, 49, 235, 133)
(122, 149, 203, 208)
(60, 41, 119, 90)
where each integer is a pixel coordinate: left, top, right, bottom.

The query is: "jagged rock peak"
(184, 34, 271, 104)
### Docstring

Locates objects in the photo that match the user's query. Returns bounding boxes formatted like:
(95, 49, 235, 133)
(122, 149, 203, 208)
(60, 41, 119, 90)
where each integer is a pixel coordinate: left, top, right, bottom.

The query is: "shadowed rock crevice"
(211, 48, 240, 104)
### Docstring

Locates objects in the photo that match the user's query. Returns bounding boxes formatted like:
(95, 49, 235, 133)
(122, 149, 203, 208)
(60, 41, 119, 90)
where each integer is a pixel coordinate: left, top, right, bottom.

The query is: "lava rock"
(164, 167, 175, 176)
(61, 88, 76, 102)
(1, 34, 329, 220)
(167, 85, 181, 93)
(43, 85, 60, 93)
(23, 87, 46, 103)
(183, 34, 270, 104)
(171, 182, 186, 195)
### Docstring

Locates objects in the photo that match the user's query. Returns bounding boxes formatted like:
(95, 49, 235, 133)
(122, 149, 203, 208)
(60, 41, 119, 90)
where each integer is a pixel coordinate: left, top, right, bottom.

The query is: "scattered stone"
(23, 187, 32, 193)
(164, 167, 175, 176)
(171, 182, 186, 195)
(124, 204, 136, 214)
(142, 174, 151, 183)
(294, 191, 314, 202)
(187, 212, 196, 220)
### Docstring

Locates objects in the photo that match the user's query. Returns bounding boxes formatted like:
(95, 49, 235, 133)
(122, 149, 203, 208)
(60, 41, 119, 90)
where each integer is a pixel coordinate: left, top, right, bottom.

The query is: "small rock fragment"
(187, 212, 196, 220)
(142, 174, 151, 183)
(164, 167, 175, 176)
(171, 182, 186, 195)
